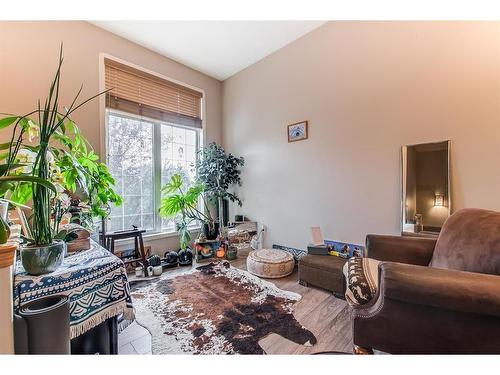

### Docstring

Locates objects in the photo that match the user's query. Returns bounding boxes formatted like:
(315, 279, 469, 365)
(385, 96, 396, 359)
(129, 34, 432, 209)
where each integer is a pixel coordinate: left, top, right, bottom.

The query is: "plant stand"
(194, 238, 223, 263)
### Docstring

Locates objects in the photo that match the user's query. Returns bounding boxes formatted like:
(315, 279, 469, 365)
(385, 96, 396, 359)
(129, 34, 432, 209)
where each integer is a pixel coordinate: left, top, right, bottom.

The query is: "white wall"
(222, 21, 500, 249)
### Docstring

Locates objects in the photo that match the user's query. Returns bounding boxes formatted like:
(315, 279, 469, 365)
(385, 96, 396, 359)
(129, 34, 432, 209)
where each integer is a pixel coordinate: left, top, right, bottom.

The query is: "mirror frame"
(401, 140, 451, 236)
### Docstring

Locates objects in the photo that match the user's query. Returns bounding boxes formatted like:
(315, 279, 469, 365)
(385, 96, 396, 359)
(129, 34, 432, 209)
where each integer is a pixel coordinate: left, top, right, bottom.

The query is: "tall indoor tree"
(195, 142, 245, 227)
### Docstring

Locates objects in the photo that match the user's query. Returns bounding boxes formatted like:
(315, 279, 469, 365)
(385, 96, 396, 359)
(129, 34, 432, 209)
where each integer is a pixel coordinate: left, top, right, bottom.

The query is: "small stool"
(104, 228, 149, 276)
(247, 249, 295, 278)
(298, 254, 348, 299)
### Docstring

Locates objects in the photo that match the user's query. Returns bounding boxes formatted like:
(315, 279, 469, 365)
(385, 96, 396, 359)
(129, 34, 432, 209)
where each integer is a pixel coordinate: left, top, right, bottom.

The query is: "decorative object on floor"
(14, 241, 134, 339)
(225, 245, 238, 261)
(247, 249, 295, 279)
(130, 261, 316, 354)
(195, 142, 245, 228)
(273, 244, 307, 262)
(216, 244, 226, 258)
(287, 120, 308, 142)
(178, 247, 193, 266)
(135, 267, 143, 278)
(147, 254, 161, 267)
(152, 265, 163, 276)
(194, 239, 221, 262)
(299, 254, 348, 299)
(250, 227, 265, 250)
(163, 251, 179, 268)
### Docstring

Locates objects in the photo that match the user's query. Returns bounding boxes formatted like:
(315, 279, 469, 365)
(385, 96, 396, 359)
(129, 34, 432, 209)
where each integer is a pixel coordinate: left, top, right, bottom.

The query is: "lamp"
(434, 194, 444, 207)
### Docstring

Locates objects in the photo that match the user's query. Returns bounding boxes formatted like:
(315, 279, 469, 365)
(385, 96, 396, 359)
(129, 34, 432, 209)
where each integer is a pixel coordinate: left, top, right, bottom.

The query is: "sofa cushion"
(429, 208, 500, 275)
(344, 257, 381, 306)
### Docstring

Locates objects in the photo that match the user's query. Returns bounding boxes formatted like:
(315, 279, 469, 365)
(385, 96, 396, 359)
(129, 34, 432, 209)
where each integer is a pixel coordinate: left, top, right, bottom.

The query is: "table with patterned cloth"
(13, 241, 134, 339)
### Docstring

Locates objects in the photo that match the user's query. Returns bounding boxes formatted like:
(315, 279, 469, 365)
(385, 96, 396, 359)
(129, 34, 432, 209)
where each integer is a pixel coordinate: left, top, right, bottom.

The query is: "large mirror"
(401, 140, 451, 236)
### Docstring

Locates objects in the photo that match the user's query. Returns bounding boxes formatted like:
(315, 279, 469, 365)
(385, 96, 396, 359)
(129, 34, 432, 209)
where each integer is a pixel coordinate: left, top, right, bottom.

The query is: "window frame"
(106, 108, 202, 235)
(99, 54, 206, 238)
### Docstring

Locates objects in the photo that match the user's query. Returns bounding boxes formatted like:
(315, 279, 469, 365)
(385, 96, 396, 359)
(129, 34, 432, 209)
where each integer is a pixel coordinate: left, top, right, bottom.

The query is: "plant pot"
(21, 240, 66, 276)
(203, 222, 220, 240)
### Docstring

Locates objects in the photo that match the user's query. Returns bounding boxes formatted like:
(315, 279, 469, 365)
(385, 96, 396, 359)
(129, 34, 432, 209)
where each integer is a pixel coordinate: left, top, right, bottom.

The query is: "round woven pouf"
(246, 249, 295, 279)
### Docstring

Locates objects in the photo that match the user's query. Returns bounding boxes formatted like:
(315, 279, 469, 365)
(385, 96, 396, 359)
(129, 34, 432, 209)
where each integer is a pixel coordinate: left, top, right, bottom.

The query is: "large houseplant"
(195, 142, 245, 227)
(159, 174, 216, 250)
(0, 47, 110, 275)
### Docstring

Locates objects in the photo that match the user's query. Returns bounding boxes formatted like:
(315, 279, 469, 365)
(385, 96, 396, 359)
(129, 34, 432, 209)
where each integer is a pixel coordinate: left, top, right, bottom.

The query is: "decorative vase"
(21, 240, 66, 276)
(226, 245, 238, 261)
(216, 246, 226, 259)
(203, 222, 220, 240)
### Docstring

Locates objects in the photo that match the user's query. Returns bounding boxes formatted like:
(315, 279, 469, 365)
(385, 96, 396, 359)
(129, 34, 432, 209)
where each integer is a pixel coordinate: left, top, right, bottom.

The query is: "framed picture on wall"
(287, 120, 308, 142)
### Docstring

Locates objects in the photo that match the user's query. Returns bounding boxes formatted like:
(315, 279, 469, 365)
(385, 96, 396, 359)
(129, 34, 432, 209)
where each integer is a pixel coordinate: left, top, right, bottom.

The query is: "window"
(104, 58, 203, 234)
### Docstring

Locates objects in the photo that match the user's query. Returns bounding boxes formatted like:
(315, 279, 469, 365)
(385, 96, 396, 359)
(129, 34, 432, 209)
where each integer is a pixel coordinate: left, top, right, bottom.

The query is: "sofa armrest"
(379, 262, 500, 318)
(366, 234, 436, 265)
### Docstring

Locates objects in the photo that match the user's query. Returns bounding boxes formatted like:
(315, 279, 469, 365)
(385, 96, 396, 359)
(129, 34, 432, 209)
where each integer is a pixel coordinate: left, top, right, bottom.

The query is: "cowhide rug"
(130, 261, 316, 354)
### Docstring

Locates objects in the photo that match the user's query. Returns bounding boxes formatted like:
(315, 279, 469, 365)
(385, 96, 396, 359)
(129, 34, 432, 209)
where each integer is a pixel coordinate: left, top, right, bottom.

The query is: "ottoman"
(298, 254, 348, 299)
(246, 249, 295, 278)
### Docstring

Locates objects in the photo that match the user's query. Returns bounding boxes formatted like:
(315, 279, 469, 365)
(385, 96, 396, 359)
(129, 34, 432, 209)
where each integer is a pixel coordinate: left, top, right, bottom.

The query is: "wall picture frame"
(287, 120, 308, 142)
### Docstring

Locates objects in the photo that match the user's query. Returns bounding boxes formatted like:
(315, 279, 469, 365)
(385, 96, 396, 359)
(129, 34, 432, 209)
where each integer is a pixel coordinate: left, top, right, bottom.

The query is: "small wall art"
(287, 120, 308, 142)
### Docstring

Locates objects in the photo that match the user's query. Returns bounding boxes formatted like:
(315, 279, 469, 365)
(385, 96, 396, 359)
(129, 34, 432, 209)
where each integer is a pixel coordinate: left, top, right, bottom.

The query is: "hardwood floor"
(118, 249, 352, 354)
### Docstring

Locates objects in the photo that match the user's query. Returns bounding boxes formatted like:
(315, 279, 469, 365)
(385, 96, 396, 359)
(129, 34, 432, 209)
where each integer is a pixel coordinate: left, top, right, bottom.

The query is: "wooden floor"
(118, 249, 352, 354)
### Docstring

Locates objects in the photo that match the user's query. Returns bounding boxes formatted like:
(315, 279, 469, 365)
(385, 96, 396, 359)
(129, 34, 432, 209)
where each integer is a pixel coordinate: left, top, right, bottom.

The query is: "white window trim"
(99, 54, 206, 240)
(106, 108, 202, 236)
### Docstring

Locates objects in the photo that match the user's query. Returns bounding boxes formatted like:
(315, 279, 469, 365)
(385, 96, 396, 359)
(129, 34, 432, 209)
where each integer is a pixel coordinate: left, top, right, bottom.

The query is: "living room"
(1, 0, 499, 372)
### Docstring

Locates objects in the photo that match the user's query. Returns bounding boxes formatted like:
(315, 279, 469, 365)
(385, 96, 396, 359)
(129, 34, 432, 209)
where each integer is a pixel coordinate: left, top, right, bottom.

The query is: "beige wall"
(0, 21, 222, 254)
(222, 21, 500, 249)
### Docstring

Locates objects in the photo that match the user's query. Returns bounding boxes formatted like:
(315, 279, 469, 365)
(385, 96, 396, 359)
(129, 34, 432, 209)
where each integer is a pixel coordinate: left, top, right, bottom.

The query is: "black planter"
(203, 222, 220, 240)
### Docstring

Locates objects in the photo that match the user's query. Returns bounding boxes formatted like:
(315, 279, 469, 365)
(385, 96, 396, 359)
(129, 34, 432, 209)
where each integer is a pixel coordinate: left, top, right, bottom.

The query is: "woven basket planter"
(0, 242, 17, 269)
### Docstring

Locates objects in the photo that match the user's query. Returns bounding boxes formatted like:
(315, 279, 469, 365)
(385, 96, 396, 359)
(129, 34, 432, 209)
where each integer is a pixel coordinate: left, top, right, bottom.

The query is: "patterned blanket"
(14, 241, 135, 338)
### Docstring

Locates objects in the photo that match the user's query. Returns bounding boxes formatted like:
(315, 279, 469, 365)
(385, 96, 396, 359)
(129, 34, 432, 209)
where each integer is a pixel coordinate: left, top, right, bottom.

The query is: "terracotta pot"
(0, 242, 17, 268)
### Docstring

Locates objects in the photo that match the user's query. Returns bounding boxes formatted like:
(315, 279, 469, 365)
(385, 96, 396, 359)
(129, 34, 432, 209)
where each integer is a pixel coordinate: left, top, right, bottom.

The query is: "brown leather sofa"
(349, 208, 500, 354)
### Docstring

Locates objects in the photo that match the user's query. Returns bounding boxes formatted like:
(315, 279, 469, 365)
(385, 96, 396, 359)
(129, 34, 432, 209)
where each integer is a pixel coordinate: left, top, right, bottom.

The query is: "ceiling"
(90, 21, 326, 81)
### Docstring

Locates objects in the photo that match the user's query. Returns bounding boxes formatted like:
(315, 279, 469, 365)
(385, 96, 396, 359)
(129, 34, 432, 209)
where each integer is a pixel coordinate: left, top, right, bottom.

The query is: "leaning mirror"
(401, 140, 451, 237)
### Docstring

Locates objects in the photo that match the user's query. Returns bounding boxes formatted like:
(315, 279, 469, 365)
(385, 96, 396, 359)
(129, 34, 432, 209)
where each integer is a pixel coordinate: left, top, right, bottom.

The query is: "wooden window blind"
(104, 59, 202, 128)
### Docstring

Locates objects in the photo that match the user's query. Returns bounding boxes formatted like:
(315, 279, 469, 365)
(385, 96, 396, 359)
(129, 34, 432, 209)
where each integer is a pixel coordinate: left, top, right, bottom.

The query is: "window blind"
(104, 59, 202, 128)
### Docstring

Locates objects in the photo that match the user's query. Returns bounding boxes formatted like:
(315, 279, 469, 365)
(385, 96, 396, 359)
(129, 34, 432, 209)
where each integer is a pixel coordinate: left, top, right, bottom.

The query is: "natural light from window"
(106, 110, 200, 234)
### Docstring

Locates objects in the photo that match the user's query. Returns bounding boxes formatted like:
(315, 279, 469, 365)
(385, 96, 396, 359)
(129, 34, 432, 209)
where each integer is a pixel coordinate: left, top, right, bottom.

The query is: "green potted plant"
(159, 174, 215, 253)
(195, 142, 245, 228)
(0, 47, 107, 275)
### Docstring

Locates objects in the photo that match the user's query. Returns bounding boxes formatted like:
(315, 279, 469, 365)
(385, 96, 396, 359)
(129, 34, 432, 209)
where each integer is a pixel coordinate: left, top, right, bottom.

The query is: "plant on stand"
(159, 174, 215, 258)
(0, 47, 109, 275)
(195, 142, 245, 231)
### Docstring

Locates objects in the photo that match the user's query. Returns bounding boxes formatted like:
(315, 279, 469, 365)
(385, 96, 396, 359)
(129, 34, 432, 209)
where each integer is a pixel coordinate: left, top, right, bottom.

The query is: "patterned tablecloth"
(13, 241, 135, 339)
